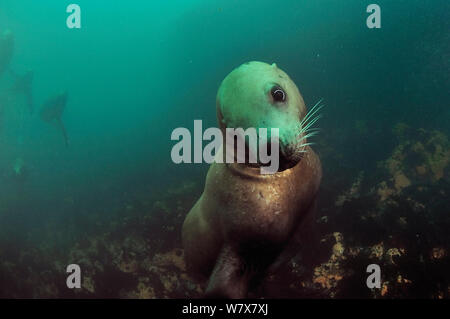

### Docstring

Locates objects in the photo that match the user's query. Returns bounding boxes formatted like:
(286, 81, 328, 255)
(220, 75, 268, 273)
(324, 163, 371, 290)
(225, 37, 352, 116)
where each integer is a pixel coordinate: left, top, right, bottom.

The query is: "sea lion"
(40, 91, 69, 147)
(0, 29, 14, 76)
(182, 61, 322, 298)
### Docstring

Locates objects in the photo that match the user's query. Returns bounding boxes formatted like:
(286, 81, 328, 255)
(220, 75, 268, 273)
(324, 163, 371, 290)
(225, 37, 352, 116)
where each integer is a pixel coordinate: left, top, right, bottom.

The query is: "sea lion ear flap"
(271, 63, 277, 69)
(216, 90, 230, 131)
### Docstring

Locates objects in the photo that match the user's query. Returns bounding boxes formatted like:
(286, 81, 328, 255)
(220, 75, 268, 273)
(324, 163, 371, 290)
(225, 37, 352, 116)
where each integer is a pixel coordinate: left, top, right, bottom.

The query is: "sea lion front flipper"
(204, 244, 250, 299)
(266, 198, 319, 275)
(55, 118, 69, 147)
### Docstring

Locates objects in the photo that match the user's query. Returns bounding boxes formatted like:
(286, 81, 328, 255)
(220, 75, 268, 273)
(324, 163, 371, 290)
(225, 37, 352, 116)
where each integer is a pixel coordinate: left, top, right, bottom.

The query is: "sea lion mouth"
(241, 139, 298, 172)
(278, 145, 302, 171)
(226, 132, 297, 172)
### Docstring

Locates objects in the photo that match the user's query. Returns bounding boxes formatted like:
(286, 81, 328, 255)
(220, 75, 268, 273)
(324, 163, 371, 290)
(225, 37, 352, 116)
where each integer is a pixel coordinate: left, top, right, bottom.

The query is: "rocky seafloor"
(0, 124, 448, 298)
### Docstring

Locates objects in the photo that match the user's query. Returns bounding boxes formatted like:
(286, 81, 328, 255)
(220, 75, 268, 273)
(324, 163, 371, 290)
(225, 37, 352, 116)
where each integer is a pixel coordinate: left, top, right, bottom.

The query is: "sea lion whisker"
(301, 104, 324, 126)
(296, 102, 324, 135)
(296, 108, 323, 146)
(298, 142, 315, 147)
(300, 114, 322, 132)
(297, 142, 315, 152)
(298, 123, 321, 135)
(304, 128, 321, 135)
(299, 98, 324, 126)
(297, 131, 319, 142)
(305, 98, 324, 116)
(298, 127, 321, 135)
(297, 129, 320, 139)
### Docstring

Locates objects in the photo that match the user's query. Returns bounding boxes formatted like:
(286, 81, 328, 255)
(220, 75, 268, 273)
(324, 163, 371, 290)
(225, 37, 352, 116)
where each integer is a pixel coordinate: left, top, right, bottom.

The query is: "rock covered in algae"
(256, 125, 449, 298)
(0, 126, 448, 299)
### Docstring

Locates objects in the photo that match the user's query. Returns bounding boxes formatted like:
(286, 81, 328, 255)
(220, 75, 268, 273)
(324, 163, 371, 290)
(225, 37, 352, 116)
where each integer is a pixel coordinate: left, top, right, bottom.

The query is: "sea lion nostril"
(271, 86, 286, 102)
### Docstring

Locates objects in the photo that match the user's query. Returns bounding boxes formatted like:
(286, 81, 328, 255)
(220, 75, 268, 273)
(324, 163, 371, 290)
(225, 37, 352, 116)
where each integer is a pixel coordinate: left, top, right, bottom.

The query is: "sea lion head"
(217, 61, 319, 171)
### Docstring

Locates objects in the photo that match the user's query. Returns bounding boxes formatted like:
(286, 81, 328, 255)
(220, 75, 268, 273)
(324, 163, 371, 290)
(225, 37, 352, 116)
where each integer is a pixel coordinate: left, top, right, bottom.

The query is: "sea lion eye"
(271, 86, 286, 103)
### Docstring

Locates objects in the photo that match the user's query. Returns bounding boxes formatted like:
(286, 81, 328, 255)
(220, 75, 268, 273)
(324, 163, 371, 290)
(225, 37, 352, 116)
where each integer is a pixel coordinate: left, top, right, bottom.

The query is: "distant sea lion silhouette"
(182, 61, 322, 298)
(40, 92, 69, 147)
(0, 29, 14, 77)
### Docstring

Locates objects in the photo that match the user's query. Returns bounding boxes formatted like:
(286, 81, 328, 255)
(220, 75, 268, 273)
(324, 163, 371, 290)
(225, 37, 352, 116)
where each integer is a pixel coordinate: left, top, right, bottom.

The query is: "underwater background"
(0, 0, 448, 298)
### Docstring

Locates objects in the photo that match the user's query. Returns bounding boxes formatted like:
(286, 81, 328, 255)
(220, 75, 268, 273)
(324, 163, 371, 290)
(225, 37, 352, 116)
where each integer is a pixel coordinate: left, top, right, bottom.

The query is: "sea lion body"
(183, 148, 321, 270)
(182, 61, 322, 298)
